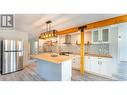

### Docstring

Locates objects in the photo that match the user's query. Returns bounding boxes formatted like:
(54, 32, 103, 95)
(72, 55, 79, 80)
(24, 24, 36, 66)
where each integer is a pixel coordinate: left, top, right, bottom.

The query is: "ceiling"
(15, 14, 121, 39)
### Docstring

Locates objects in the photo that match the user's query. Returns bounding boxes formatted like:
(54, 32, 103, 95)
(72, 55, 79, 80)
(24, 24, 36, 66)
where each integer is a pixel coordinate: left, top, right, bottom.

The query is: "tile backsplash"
(85, 44, 110, 55)
(41, 43, 110, 55)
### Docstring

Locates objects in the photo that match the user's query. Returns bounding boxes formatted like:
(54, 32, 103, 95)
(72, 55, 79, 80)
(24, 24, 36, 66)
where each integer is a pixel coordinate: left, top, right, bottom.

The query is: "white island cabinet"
(32, 53, 73, 81)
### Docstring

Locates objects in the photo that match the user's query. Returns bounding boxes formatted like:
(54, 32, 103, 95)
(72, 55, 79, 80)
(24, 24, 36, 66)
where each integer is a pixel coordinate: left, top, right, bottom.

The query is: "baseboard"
(85, 71, 113, 80)
(72, 68, 113, 80)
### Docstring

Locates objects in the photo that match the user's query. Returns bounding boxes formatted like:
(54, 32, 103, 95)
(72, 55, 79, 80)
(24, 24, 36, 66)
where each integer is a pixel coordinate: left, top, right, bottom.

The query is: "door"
(100, 58, 112, 77)
(92, 29, 99, 43)
(16, 40, 23, 51)
(118, 23, 127, 62)
(2, 52, 23, 74)
(85, 56, 91, 72)
(3, 40, 17, 51)
(90, 57, 100, 74)
(2, 52, 16, 74)
(101, 27, 110, 43)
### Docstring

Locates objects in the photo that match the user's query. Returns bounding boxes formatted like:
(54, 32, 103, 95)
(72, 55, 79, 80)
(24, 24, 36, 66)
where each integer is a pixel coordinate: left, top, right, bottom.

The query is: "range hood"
(64, 35, 71, 44)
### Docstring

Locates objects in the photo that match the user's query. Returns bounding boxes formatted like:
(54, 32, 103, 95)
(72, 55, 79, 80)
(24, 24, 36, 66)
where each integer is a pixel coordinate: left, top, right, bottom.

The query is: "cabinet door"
(90, 57, 100, 74)
(76, 55, 80, 69)
(92, 29, 99, 43)
(100, 58, 112, 77)
(101, 27, 110, 43)
(85, 56, 91, 72)
(72, 55, 80, 70)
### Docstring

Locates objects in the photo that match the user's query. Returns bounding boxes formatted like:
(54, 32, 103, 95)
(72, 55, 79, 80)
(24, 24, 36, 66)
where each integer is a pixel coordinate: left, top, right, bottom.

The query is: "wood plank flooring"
(0, 63, 112, 81)
(0, 63, 44, 81)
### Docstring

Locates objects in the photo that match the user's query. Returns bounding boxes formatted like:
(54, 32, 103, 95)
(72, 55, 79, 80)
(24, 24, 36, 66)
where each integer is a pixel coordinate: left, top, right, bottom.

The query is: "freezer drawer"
(2, 52, 23, 74)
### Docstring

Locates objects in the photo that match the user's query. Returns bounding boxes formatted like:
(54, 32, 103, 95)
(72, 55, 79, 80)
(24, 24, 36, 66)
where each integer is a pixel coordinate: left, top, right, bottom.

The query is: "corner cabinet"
(92, 27, 111, 44)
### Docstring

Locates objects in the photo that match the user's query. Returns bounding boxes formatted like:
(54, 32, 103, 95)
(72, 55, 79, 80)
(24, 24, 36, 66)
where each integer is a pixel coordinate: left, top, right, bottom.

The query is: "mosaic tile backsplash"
(42, 43, 110, 55)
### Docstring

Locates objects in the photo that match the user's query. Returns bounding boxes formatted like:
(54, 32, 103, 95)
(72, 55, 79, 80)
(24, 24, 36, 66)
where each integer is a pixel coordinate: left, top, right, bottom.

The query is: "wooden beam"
(85, 14, 127, 30)
(57, 27, 78, 35)
(57, 14, 127, 35)
(79, 27, 85, 75)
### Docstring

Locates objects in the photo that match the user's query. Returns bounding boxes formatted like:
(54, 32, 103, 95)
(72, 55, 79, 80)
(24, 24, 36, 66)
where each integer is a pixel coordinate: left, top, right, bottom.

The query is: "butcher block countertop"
(73, 52, 112, 58)
(85, 53, 112, 58)
(32, 53, 74, 64)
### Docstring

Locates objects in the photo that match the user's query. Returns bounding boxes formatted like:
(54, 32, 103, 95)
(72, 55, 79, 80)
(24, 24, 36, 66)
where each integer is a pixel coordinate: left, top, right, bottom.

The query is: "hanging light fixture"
(39, 20, 57, 39)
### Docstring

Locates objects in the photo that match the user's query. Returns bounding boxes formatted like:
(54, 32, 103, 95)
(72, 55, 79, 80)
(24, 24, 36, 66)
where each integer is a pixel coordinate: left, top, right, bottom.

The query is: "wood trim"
(80, 31, 84, 75)
(57, 14, 127, 35)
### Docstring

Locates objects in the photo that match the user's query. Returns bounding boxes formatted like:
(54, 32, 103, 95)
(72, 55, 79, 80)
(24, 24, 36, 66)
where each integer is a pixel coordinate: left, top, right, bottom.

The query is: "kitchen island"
(32, 53, 74, 81)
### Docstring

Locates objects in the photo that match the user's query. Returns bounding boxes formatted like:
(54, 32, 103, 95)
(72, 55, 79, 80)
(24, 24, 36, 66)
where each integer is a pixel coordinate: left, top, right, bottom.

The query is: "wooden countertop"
(32, 53, 74, 64)
(85, 53, 112, 58)
(73, 52, 112, 58)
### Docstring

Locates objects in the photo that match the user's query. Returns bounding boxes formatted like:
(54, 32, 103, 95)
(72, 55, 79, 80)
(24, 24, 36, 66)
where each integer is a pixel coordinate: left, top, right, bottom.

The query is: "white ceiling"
(15, 14, 121, 39)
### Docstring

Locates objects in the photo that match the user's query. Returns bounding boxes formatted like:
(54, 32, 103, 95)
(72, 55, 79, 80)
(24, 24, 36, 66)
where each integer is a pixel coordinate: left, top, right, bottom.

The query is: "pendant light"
(39, 20, 57, 39)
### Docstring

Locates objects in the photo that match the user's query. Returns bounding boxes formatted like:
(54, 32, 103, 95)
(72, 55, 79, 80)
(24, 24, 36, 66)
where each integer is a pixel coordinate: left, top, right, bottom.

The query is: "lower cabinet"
(85, 56, 112, 78)
(100, 58, 112, 77)
(85, 56, 91, 72)
(72, 55, 80, 70)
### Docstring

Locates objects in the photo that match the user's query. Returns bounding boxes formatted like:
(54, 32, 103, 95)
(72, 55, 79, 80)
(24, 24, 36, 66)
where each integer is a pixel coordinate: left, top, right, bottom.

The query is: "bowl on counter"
(50, 53, 58, 57)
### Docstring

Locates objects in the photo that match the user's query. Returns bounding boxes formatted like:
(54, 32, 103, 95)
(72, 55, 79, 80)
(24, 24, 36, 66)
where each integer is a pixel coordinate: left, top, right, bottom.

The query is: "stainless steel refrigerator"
(1, 40, 24, 74)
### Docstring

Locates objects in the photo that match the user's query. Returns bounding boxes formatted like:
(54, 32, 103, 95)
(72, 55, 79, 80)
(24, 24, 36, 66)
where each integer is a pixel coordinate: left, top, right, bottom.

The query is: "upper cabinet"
(92, 26, 110, 44)
(92, 29, 99, 43)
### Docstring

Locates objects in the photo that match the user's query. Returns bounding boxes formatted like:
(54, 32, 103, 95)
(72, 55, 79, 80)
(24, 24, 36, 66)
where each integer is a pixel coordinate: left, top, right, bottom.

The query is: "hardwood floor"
(0, 63, 112, 81)
(72, 69, 112, 81)
(0, 63, 45, 81)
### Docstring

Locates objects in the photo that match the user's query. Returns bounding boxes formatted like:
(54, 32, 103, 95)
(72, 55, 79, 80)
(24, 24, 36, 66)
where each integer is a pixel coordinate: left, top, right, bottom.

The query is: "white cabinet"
(90, 57, 101, 74)
(85, 56, 99, 73)
(85, 56, 91, 72)
(92, 27, 110, 44)
(72, 55, 80, 70)
(85, 56, 112, 77)
(100, 58, 112, 77)
(92, 29, 99, 43)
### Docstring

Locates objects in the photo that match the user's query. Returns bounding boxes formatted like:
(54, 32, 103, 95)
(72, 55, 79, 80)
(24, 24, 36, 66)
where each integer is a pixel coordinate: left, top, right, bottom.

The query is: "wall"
(110, 23, 127, 80)
(110, 25, 118, 78)
(0, 30, 29, 66)
(84, 31, 92, 44)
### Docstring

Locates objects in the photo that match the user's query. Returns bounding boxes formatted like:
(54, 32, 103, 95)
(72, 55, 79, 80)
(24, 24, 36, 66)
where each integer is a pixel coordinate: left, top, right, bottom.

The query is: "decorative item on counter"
(76, 40, 78, 45)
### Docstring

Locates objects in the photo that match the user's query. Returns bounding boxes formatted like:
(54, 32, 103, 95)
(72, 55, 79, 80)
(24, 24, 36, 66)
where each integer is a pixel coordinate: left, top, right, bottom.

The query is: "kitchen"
(0, 14, 127, 81)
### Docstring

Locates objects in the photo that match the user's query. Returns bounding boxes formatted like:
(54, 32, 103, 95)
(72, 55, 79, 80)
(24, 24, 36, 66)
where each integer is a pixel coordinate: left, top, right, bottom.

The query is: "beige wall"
(0, 30, 29, 66)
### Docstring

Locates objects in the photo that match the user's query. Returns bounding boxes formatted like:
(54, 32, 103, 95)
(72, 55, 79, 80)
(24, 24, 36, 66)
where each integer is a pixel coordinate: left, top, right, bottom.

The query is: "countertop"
(85, 53, 112, 58)
(73, 52, 112, 58)
(32, 53, 74, 64)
